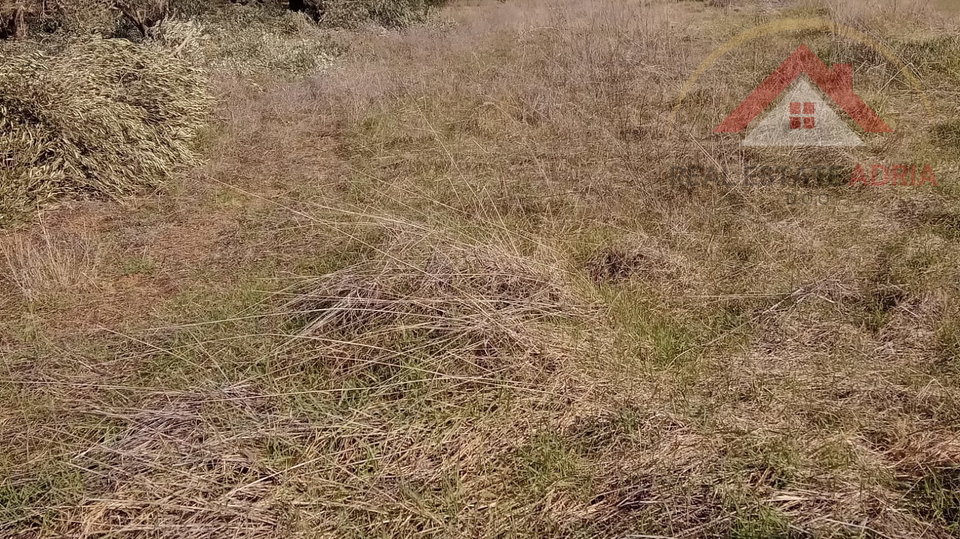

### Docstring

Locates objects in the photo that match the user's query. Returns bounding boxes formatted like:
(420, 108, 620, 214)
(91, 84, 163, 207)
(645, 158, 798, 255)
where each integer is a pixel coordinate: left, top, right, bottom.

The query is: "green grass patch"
(906, 467, 960, 533)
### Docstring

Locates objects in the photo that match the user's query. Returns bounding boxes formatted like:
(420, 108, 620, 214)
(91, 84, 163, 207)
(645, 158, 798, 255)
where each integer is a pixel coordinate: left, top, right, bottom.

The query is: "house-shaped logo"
(715, 44, 892, 147)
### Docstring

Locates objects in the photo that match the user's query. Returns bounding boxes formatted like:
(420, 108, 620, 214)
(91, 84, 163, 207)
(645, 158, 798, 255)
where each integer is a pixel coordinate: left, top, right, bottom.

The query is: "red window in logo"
(790, 102, 816, 129)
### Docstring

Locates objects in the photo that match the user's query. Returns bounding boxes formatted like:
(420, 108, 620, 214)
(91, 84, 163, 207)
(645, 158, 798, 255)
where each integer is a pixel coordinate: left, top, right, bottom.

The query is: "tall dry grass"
(2, 0, 960, 537)
(187, 0, 960, 535)
(0, 224, 103, 303)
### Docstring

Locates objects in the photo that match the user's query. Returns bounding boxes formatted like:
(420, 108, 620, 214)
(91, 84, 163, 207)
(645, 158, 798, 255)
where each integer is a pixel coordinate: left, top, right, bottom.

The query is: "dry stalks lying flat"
(288, 229, 580, 367)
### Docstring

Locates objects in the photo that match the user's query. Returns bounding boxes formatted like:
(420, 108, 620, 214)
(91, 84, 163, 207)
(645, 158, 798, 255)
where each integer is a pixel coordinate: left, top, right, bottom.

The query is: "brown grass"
(1, 223, 103, 304)
(1, 0, 960, 537)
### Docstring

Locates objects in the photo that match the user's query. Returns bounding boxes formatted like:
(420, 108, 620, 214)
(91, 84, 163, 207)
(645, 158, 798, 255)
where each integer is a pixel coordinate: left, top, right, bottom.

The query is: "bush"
(51, 0, 117, 35)
(0, 37, 211, 223)
(320, 0, 445, 28)
(162, 2, 339, 77)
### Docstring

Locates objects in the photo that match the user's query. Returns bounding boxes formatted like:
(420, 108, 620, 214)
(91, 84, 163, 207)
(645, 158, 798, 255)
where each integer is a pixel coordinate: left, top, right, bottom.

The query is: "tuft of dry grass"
(319, 0, 446, 28)
(1, 224, 103, 304)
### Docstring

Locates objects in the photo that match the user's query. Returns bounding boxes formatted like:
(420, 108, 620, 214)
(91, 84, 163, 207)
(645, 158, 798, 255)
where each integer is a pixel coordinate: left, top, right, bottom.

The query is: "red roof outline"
(715, 44, 892, 134)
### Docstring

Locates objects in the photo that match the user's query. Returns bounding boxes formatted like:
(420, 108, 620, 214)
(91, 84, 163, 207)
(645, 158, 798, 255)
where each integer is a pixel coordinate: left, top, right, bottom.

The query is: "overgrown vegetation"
(0, 38, 210, 223)
(1, 0, 445, 41)
(318, 0, 446, 27)
(162, 6, 340, 76)
(0, 0, 446, 222)
(2, 0, 960, 537)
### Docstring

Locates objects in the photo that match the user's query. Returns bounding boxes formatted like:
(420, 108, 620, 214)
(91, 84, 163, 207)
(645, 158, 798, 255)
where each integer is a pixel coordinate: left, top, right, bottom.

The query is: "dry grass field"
(2, 0, 960, 537)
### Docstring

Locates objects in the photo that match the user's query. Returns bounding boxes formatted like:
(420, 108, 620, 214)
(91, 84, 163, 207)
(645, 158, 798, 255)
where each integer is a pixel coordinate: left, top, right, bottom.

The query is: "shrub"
(0, 37, 211, 223)
(50, 0, 117, 35)
(1, 0, 445, 41)
(164, 2, 338, 77)
(320, 0, 445, 28)
(0, 0, 40, 39)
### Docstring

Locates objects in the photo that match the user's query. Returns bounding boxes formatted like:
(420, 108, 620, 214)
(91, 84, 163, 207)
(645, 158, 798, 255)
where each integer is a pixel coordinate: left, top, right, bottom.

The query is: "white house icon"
(742, 77, 865, 147)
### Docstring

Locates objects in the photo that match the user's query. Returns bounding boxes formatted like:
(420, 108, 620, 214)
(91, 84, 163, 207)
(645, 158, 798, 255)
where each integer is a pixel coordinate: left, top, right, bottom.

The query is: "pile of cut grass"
(0, 37, 210, 224)
(288, 228, 582, 369)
